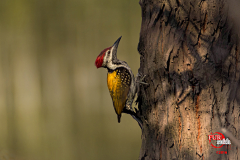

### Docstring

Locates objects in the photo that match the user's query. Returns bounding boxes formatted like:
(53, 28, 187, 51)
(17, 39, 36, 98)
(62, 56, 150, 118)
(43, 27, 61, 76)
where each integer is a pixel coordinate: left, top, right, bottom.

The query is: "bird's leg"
(136, 74, 148, 85)
(135, 73, 149, 104)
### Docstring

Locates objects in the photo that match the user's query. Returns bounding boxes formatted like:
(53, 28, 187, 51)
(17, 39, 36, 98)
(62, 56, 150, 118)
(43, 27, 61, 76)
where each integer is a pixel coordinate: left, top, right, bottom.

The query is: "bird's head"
(95, 36, 122, 69)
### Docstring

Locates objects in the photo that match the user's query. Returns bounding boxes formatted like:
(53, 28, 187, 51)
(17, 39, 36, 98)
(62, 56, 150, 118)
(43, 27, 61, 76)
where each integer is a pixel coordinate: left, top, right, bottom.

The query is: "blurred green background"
(0, 0, 142, 159)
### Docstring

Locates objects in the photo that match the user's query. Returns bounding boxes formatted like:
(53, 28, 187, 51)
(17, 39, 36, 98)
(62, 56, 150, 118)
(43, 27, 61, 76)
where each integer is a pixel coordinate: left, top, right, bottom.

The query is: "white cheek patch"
(102, 55, 107, 66)
(103, 50, 112, 66)
(103, 48, 125, 70)
(107, 49, 113, 60)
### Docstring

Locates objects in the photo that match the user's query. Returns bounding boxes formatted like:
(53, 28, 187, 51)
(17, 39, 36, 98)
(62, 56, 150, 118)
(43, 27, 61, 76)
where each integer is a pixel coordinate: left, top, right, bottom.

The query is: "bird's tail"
(122, 108, 143, 129)
(117, 114, 121, 123)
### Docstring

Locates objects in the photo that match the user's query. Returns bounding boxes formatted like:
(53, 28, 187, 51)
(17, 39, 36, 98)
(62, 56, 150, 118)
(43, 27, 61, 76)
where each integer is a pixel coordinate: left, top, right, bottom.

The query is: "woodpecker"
(95, 36, 142, 128)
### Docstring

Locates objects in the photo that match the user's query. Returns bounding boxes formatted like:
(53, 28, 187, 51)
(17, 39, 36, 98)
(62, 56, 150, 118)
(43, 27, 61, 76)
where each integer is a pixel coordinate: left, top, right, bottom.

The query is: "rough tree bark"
(137, 0, 240, 159)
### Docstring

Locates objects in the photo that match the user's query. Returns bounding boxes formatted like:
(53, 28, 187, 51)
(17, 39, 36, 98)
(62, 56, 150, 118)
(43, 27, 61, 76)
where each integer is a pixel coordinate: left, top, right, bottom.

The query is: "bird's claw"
(136, 74, 148, 85)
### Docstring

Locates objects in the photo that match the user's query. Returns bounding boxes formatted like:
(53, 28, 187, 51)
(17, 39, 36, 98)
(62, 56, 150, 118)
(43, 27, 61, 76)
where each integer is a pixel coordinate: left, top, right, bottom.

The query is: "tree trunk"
(137, 0, 240, 159)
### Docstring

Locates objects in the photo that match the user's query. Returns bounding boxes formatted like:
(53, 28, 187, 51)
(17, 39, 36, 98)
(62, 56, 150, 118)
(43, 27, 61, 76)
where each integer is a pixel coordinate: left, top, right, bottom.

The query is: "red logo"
(208, 132, 225, 148)
(208, 132, 231, 154)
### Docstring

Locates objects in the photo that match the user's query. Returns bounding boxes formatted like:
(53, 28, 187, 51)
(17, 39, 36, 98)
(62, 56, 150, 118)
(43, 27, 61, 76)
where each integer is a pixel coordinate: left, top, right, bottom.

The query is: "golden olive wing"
(107, 68, 131, 117)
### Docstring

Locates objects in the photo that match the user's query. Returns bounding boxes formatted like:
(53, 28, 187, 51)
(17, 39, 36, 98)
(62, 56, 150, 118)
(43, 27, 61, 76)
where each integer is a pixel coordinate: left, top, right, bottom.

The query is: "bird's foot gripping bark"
(136, 73, 148, 85)
(122, 105, 143, 129)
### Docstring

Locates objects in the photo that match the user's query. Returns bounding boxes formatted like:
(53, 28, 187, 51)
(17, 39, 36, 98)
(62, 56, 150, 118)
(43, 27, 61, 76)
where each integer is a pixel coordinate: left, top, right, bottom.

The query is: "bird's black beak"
(112, 36, 122, 53)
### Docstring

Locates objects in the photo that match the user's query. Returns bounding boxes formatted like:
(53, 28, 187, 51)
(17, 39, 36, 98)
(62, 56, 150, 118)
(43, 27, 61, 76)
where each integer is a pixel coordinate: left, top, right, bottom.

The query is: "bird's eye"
(108, 51, 110, 55)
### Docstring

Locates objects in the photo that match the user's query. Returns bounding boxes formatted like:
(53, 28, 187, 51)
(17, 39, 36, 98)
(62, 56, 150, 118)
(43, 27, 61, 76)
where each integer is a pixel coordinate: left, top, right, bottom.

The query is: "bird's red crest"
(95, 47, 111, 68)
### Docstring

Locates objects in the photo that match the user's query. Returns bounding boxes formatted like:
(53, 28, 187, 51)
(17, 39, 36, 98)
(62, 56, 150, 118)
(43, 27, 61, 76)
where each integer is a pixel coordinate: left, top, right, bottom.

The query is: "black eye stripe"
(106, 50, 110, 58)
